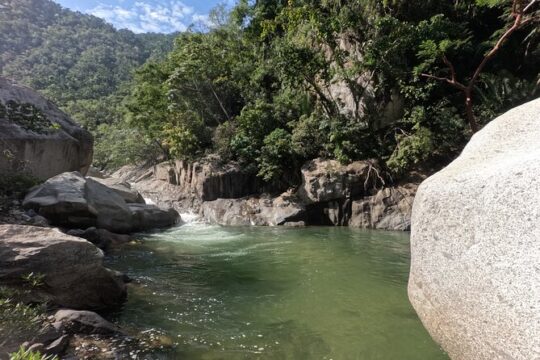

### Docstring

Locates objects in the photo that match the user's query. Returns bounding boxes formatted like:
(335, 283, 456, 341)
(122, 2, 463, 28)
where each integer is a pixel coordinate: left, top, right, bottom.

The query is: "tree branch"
(469, 0, 527, 87)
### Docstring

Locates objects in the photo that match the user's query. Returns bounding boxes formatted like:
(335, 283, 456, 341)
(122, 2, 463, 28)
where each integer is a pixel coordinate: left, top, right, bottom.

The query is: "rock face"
(297, 158, 375, 204)
(156, 156, 262, 201)
(0, 225, 126, 310)
(409, 99, 540, 360)
(112, 155, 267, 213)
(112, 157, 417, 231)
(0, 77, 93, 180)
(349, 184, 417, 231)
(23, 172, 180, 233)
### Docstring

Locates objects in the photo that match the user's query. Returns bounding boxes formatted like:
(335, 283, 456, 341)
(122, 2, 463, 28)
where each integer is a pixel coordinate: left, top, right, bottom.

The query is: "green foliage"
(257, 128, 294, 182)
(5, 0, 538, 181)
(123, 0, 538, 180)
(162, 111, 211, 159)
(0, 172, 40, 197)
(21, 273, 46, 289)
(0, 0, 175, 167)
(0, 287, 46, 352)
(93, 122, 163, 169)
(387, 127, 434, 173)
(9, 346, 57, 360)
(0, 101, 53, 134)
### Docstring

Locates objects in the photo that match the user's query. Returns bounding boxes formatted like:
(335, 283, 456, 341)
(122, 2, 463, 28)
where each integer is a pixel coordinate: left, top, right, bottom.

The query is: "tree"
(420, 0, 538, 132)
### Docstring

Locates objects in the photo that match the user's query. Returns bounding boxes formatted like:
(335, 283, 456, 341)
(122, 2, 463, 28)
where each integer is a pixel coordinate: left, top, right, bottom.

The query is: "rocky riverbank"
(112, 157, 423, 231)
(0, 78, 181, 358)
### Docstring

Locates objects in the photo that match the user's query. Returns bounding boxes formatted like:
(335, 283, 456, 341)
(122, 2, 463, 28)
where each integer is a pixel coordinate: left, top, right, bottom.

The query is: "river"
(107, 222, 448, 359)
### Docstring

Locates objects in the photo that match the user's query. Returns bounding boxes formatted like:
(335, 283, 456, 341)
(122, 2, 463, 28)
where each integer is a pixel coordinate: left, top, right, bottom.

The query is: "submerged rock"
(0, 224, 127, 310)
(0, 77, 93, 180)
(53, 309, 121, 335)
(23, 172, 180, 233)
(409, 98, 540, 360)
(66, 227, 131, 250)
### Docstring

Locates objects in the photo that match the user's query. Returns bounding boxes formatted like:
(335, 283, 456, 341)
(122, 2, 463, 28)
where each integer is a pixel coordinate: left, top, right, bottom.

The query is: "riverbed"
(107, 223, 447, 359)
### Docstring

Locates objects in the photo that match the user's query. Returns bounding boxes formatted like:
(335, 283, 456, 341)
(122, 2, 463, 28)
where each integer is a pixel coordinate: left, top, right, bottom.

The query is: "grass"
(9, 346, 58, 360)
(0, 287, 47, 355)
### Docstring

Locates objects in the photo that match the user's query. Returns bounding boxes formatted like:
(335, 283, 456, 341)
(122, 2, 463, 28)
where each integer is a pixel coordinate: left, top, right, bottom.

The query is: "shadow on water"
(106, 225, 448, 360)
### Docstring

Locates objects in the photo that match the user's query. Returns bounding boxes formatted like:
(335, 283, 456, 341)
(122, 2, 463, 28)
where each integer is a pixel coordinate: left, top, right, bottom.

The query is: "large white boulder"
(409, 98, 540, 360)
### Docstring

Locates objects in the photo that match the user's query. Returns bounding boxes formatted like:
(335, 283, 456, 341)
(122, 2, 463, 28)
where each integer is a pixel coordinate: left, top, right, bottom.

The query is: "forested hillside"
(0, 0, 175, 135)
(123, 0, 539, 187)
(2, 0, 538, 185)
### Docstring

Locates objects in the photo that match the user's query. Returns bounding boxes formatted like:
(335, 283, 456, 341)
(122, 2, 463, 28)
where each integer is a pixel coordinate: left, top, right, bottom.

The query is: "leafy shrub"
(0, 287, 46, 353)
(0, 101, 53, 134)
(9, 346, 58, 360)
(257, 128, 295, 182)
(0, 173, 40, 197)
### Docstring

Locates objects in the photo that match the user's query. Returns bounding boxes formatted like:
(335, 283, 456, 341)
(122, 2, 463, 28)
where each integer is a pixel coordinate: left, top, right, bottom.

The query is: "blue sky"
(53, 0, 233, 33)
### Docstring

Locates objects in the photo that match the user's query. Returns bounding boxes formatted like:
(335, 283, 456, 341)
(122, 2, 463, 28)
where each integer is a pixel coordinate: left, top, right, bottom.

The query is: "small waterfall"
(179, 211, 204, 225)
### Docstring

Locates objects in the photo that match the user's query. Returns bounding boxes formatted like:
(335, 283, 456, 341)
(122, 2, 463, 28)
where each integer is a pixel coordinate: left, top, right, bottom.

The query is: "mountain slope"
(0, 0, 175, 129)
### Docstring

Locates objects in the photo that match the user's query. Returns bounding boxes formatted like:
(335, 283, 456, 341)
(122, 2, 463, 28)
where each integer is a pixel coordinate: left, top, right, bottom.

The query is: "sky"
(53, 0, 234, 33)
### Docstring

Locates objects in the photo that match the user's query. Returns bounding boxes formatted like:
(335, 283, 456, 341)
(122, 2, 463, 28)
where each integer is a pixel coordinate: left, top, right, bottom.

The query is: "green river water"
(107, 223, 448, 360)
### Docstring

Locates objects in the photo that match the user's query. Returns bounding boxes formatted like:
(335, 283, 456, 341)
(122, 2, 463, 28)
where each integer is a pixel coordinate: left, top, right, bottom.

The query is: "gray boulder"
(409, 98, 540, 360)
(88, 176, 145, 204)
(53, 309, 121, 335)
(128, 203, 181, 231)
(23, 172, 180, 233)
(349, 184, 417, 231)
(0, 77, 93, 180)
(201, 193, 305, 226)
(0, 225, 126, 310)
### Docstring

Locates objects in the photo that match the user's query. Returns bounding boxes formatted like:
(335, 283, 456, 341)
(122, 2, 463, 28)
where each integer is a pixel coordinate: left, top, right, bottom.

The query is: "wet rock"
(53, 310, 121, 335)
(409, 98, 540, 360)
(128, 203, 181, 231)
(44, 335, 70, 355)
(66, 227, 131, 250)
(29, 214, 49, 227)
(0, 225, 127, 310)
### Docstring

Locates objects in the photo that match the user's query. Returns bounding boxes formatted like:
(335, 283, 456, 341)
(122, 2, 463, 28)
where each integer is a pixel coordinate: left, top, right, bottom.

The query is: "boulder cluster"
(0, 77, 181, 358)
(116, 157, 419, 230)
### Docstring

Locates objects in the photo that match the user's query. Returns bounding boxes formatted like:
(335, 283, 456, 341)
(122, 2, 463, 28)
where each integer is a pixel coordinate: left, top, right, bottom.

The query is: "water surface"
(108, 224, 447, 359)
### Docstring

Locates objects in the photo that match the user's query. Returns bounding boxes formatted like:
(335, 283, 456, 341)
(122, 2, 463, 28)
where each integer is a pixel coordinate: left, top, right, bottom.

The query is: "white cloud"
(87, 1, 209, 34)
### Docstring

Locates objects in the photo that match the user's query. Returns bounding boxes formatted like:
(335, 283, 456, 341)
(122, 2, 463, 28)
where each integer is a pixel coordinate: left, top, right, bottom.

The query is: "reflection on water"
(107, 224, 447, 359)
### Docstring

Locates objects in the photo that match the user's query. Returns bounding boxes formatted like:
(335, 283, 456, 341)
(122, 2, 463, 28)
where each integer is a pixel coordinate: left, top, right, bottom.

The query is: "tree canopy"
(2, 0, 538, 182)
(124, 0, 538, 185)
